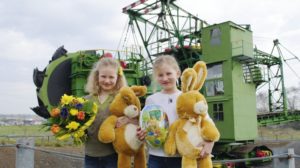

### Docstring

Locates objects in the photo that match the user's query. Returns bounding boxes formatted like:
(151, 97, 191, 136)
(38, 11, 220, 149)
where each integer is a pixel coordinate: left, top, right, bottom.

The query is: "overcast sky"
(1, 0, 299, 115)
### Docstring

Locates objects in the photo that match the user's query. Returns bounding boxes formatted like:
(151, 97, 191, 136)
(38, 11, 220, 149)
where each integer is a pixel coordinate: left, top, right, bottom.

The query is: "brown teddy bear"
(98, 86, 147, 168)
(164, 61, 220, 168)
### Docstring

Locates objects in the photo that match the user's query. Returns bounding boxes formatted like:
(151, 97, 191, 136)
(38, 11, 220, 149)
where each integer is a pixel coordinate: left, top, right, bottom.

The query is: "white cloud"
(0, 81, 36, 115)
(0, 29, 54, 62)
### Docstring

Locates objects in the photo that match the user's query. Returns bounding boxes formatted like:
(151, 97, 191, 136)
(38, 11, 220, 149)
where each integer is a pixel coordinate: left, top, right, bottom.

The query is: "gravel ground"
(0, 146, 84, 168)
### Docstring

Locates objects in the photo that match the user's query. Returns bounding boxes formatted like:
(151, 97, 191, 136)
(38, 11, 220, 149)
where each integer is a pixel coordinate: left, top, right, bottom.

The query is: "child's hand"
(116, 116, 139, 128)
(136, 127, 147, 141)
(197, 141, 214, 158)
(116, 116, 130, 128)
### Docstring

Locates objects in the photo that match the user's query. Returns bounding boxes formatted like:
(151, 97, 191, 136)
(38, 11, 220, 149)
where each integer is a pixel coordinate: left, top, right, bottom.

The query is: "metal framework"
(254, 40, 287, 114)
(123, 0, 208, 66)
(240, 39, 288, 118)
(255, 40, 300, 125)
(123, 1, 300, 126)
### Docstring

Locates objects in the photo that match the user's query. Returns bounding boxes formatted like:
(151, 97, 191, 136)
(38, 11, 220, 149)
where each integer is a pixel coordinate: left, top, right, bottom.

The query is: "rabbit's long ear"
(181, 68, 197, 93)
(193, 61, 207, 91)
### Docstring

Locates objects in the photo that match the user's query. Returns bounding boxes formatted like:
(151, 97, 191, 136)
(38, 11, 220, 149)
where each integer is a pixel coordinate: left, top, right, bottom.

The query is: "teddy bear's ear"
(119, 86, 134, 104)
(192, 61, 207, 91)
(122, 94, 132, 104)
(181, 68, 197, 93)
(130, 85, 147, 97)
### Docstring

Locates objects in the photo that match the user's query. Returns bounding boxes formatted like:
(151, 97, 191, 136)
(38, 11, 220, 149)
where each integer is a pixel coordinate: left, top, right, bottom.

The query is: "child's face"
(98, 66, 118, 92)
(155, 64, 180, 92)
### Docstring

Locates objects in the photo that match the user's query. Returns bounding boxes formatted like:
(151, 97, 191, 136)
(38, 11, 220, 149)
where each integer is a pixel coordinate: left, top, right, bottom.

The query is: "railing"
(0, 138, 83, 168)
(213, 148, 298, 168)
(0, 138, 299, 168)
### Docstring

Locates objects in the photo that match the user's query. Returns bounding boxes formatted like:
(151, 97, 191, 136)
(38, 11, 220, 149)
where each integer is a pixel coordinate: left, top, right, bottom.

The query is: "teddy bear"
(98, 85, 147, 168)
(164, 61, 220, 168)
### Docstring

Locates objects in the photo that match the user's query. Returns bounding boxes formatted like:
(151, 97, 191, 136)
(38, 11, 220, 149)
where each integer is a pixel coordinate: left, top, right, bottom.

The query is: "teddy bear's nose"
(134, 107, 138, 111)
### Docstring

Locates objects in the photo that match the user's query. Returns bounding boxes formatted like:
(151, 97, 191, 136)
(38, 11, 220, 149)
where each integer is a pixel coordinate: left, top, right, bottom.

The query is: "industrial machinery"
(32, 48, 150, 118)
(32, 0, 300, 167)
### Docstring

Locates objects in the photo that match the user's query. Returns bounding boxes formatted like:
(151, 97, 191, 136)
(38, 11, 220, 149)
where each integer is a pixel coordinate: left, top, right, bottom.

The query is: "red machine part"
(255, 149, 272, 157)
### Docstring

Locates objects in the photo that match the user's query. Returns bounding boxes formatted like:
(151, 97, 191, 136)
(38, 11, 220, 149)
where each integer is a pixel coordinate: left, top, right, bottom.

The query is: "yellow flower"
(76, 97, 85, 104)
(60, 94, 74, 105)
(70, 108, 79, 116)
(73, 129, 85, 138)
(66, 121, 80, 130)
(92, 102, 98, 113)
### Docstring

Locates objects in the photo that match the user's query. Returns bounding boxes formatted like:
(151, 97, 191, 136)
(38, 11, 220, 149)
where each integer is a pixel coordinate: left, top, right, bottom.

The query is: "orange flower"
(77, 111, 85, 120)
(50, 108, 60, 117)
(51, 124, 60, 134)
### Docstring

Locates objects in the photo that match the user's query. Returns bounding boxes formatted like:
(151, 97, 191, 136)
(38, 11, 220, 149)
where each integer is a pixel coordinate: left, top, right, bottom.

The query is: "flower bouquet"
(44, 94, 98, 144)
(140, 104, 169, 148)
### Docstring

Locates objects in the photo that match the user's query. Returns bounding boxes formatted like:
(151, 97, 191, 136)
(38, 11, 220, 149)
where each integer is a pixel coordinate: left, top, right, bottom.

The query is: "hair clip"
(99, 52, 113, 60)
(103, 52, 113, 58)
(118, 66, 123, 76)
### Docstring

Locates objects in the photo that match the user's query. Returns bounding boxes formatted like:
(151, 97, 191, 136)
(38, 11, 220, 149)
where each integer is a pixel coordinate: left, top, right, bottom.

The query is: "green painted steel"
(202, 21, 257, 141)
(254, 43, 287, 114)
(258, 111, 300, 126)
(124, 0, 207, 69)
(70, 51, 99, 96)
(34, 49, 149, 114)
(37, 54, 72, 113)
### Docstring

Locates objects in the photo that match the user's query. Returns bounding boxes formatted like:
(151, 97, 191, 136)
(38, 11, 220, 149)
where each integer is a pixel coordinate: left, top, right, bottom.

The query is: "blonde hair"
(152, 55, 181, 91)
(153, 55, 181, 75)
(85, 57, 127, 95)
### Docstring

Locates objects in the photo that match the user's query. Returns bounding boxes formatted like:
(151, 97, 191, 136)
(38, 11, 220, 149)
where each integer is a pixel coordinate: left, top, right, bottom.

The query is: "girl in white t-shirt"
(117, 55, 215, 167)
(144, 55, 215, 168)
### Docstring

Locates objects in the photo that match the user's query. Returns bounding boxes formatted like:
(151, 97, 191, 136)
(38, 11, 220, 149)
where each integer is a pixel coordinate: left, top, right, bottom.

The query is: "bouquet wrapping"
(140, 104, 169, 148)
(44, 94, 98, 144)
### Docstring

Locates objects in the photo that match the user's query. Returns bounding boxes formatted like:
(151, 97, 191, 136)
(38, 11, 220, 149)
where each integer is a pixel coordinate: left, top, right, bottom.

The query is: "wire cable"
(279, 44, 300, 62)
(283, 60, 300, 79)
(117, 18, 130, 51)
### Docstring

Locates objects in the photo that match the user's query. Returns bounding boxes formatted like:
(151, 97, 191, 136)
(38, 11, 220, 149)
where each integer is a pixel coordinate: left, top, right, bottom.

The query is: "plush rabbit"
(164, 61, 220, 168)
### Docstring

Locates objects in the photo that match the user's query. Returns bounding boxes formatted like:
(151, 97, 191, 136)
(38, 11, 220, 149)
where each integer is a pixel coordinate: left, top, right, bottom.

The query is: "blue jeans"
(84, 153, 117, 168)
(148, 155, 181, 168)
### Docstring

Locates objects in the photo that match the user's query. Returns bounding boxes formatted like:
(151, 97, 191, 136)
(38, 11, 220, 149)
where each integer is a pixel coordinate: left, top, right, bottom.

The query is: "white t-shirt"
(145, 90, 182, 157)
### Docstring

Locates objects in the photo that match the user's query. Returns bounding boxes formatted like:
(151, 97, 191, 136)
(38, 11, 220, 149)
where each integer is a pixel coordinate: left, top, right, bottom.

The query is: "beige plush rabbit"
(164, 61, 220, 168)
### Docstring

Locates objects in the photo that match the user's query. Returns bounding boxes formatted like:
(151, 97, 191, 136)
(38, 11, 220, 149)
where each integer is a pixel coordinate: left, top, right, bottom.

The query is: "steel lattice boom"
(123, 0, 208, 67)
